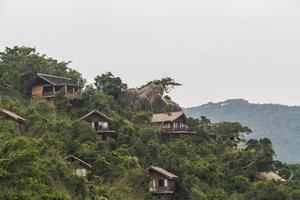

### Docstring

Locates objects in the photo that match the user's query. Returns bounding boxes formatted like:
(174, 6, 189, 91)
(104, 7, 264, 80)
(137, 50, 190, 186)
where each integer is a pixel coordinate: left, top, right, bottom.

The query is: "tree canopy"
(0, 46, 300, 199)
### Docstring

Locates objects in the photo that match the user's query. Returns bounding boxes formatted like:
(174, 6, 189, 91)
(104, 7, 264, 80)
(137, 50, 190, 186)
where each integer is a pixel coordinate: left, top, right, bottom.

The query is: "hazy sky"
(1, 0, 300, 107)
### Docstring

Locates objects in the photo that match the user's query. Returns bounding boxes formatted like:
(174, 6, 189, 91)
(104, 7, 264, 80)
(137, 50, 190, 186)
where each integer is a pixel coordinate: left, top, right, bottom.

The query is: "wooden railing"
(161, 127, 189, 132)
(41, 92, 82, 100)
(65, 93, 82, 100)
(149, 186, 175, 194)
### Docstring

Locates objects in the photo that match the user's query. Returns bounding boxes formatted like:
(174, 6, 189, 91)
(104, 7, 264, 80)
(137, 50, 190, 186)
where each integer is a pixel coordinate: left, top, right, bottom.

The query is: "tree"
(94, 72, 127, 98)
(153, 77, 182, 93)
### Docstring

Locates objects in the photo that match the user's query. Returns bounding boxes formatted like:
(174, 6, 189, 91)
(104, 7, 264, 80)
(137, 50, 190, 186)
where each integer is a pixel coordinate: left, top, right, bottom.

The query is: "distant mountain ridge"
(185, 99, 300, 163)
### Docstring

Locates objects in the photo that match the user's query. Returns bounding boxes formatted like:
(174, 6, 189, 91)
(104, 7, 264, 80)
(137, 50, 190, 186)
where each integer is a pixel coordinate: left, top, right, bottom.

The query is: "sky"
(1, 0, 300, 107)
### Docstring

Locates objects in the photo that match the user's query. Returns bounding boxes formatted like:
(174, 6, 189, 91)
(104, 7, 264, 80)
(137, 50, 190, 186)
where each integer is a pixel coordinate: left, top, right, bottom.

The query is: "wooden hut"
(0, 108, 26, 131)
(256, 171, 286, 182)
(79, 110, 115, 134)
(65, 154, 92, 177)
(151, 111, 194, 135)
(148, 166, 178, 200)
(31, 73, 81, 100)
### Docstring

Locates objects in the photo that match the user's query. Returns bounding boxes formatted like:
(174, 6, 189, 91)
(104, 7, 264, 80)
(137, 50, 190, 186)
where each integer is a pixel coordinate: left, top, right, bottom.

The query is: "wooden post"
(53, 86, 55, 95)
(64, 85, 67, 93)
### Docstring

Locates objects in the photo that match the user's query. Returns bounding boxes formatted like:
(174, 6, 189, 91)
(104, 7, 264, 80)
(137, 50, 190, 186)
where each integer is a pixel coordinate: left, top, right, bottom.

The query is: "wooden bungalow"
(256, 171, 287, 182)
(148, 166, 178, 200)
(31, 73, 81, 100)
(151, 111, 194, 135)
(0, 108, 26, 131)
(79, 110, 115, 134)
(65, 154, 92, 177)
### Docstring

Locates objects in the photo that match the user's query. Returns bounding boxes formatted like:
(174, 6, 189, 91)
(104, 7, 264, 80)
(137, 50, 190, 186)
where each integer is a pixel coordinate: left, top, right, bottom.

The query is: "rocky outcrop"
(118, 82, 182, 112)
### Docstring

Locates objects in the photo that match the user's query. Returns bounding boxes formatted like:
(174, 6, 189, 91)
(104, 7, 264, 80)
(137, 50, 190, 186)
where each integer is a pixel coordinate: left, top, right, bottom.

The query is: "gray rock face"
(118, 81, 182, 112)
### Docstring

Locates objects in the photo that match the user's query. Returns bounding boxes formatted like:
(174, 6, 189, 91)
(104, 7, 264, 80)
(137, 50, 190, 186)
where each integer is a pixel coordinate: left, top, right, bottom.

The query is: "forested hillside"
(1, 47, 300, 200)
(185, 99, 300, 163)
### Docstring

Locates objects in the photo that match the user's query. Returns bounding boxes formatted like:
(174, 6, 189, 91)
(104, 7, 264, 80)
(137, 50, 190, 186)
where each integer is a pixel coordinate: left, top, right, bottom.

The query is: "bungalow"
(0, 108, 26, 131)
(31, 73, 81, 100)
(151, 111, 194, 135)
(148, 166, 178, 200)
(79, 110, 115, 134)
(65, 154, 92, 177)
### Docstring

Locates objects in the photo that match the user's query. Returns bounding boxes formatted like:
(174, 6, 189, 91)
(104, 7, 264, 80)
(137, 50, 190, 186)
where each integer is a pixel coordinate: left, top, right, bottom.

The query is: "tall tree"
(94, 72, 127, 98)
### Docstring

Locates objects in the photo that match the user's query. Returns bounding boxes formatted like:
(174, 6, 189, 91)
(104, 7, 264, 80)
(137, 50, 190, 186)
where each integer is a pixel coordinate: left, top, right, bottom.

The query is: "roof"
(79, 110, 113, 122)
(148, 166, 178, 180)
(65, 154, 92, 169)
(0, 109, 26, 123)
(151, 111, 186, 123)
(36, 73, 78, 87)
(256, 172, 286, 182)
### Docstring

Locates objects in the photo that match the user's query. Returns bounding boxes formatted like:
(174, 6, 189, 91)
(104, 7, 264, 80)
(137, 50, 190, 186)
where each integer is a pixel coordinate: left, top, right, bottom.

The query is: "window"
(99, 122, 108, 129)
(158, 179, 165, 187)
(76, 168, 87, 177)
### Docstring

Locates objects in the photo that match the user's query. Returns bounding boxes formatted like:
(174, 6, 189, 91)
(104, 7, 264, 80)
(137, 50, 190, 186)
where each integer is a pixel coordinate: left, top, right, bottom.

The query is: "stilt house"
(148, 166, 178, 199)
(79, 110, 115, 134)
(31, 73, 81, 100)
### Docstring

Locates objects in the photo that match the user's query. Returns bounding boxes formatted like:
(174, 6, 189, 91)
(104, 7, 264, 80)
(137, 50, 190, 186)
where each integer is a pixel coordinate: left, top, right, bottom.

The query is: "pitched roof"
(148, 166, 178, 180)
(151, 111, 185, 123)
(65, 154, 92, 169)
(0, 109, 26, 123)
(79, 110, 113, 122)
(37, 73, 78, 86)
(256, 172, 286, 182)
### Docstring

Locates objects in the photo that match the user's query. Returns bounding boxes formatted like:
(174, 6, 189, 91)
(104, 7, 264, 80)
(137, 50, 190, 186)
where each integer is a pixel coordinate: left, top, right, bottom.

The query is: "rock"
(118, 82, 182, 112)
(118, 89, 139, 107)
(150, 94, 167, 112)
(133, 95, 151, 111)
(139, 82, 164, 98)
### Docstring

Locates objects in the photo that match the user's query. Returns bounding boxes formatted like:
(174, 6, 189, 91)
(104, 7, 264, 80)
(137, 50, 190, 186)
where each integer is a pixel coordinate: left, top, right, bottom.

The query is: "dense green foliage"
(1, 47, 300, 199)
(185, 99, 300, 163)
(94, 72, 127, 98)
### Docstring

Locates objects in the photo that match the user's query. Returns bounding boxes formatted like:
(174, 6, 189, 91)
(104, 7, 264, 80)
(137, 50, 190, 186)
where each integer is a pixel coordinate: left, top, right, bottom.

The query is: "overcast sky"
(1, 0, 300, 107)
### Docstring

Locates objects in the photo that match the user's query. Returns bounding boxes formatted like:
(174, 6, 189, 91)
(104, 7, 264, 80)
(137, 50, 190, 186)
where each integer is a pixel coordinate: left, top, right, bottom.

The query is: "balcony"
(161, 126, 189, 133)
(149, 186, 175, 194)
(41, 92, 82, 100)
(95, 128, 115, 133)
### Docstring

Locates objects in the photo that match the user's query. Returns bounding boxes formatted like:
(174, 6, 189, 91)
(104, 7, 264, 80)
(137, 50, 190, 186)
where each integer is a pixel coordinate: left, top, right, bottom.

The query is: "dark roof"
(148, 166, 178, 180)
(0, 109, 26, 123)
(36, 73, 78, 86)
(151, 111, 186, 123)
(79, 110, 113, 122)
(65, 154, 92, 168)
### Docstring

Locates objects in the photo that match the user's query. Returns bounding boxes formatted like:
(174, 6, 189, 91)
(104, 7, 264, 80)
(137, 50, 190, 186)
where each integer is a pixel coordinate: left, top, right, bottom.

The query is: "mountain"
(185, 99, 300, 163)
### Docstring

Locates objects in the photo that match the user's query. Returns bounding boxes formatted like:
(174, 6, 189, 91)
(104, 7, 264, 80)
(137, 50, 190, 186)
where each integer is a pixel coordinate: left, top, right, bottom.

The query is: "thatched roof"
(256, 171, 286, 182)
(65, 154, 92, 169)
(79, 110, 113, 122)
(148, 166, 178, 180)
(36, 73, 78, 87)
(151, 111, 185, 123)
(0, 109, 26, 123)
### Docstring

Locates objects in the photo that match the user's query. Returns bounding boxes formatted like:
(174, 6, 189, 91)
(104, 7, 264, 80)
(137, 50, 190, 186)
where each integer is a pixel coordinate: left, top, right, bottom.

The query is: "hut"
(0, 108, 26, 131)
(148, 166, 178, 200)
(65, 154, 92, 177)
(79, 110, 115, 134)
(151, 111, 194, 135)
(256, 171, 286, 182)
(31, 73, 81, 100)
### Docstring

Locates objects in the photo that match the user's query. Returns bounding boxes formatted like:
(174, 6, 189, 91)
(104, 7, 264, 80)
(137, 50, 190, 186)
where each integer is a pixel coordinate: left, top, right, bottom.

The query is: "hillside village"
(1, 46, 300, 200)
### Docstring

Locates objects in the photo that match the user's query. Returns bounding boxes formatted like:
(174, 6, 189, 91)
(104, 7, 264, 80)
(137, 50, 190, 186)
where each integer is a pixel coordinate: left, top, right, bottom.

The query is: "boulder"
(133, 95, 151, 111)
(118, 82, 182, 112)
(139, 82, 164, 98)
(118, 89, 139, 107)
